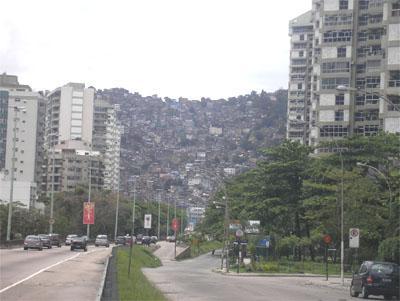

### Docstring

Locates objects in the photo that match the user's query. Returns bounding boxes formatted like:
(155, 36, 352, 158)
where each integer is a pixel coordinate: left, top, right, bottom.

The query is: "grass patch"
(190, 240, 223, 258)
(117, 246, 166, 301)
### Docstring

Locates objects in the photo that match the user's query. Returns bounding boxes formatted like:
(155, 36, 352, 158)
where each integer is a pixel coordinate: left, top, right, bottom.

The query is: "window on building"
(335, 110, 344, 121)
(300, 34, 305, 41)
(355, 111, 364, 121)
(340, 0, 349, 9)
(393, 2, 400, 16)
(335, 94, 345, 105)
(322, 61, 350, 73)
(320, 125, 348, 137)
(299, 51, 304, 57)
(366, 76, 380, 88)
(297, 83, 303, 90)
(388, 95, 400, 111)
(389, 70, 400, 87)
(356, 64, 366, 74)
(359, 0, 369, 9)
(323, 30, 352, 43)
(337, 47, 347, 58)
(321, 78, 349, 90)
(365, 94, 379, 105)
(364, 124, 379, 136)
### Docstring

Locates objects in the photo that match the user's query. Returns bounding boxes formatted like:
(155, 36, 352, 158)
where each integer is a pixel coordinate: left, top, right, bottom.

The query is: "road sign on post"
(349, 228, 359, 248)
(144, 214, 152, 229)
(83, 202, 95, 225)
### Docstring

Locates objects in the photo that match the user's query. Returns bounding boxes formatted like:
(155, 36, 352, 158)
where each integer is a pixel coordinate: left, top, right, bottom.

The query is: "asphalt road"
(0, 245, 111, 301)
(143, 244, 366, 301)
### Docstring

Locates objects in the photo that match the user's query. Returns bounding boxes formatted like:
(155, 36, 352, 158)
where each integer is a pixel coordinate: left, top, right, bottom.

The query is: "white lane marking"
(0, 248, 100, 294)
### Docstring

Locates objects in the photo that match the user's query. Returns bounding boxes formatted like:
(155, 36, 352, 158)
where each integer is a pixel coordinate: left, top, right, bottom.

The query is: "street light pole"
(49, 144, 55, 234)
(87, 150, 92, 239)
(6, 106, 23, 241)
(157, 190, 161, 239)
(114, 181, 120, 241)
(357, 162, 393, 218)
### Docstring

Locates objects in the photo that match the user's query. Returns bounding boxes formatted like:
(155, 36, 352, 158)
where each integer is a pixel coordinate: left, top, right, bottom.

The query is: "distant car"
(48, 233, 62, 247)
(23, 235, 43, 251)
(136, 234, 143, 245)
(124, 235, 133, 245)
(350, 261, 399, 300)
(150, 236, 158, 244)
(70, 236, 87, 252)
(95, 235, 109, 247)
(65, 234, 78, 245)
(166, 235, 176, 242)
(38, 234, 52, 249)
(115, 236, 126, 245)
(142, 236, 151, 246)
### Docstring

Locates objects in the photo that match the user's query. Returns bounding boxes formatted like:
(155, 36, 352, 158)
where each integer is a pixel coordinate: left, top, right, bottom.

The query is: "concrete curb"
(96, 248, 112, 301)
(212, 269, 352, 279)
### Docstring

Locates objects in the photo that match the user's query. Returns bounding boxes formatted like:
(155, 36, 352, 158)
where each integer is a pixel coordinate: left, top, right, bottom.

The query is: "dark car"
(23, 235, 43, 251)
(136, 234, 143, 245)
(48, 233, 62, 247)
(142, 236, 151, 246)
(350, 261, 399, 300)
(38, 234, 52, 249)
(70, 236, 88, 252)
(115, 236, 126, 245)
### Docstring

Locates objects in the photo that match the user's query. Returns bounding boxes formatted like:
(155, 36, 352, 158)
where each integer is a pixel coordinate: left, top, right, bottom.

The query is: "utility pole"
(114, 181, 120, 241)
(128, 178, 137, 277)
(157, 190, 161, 239)
(6, 107, 23, 241)
(166, 199, 170, 238)
(49, 144, 56, 234)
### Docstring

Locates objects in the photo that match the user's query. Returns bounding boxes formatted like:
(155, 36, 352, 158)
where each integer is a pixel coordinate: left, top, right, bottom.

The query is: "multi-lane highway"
(0, 245, 111, 301)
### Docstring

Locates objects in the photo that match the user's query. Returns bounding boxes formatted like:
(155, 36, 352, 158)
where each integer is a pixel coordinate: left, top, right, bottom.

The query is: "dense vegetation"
(0, 189, 186, 241)
(199, 133, 400, 264)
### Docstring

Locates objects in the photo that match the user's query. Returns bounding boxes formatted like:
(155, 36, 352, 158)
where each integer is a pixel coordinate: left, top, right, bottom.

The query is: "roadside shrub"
(378, 236, 400, 264)
(262, 262, 280, 272)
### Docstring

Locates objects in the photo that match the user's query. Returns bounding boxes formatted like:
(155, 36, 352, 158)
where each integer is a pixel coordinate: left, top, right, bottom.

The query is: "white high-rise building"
(287, 0, 400, 148)
(46, 83, 94, 147)
(93, 98, 121, 191)
(0, 74, 46, 208)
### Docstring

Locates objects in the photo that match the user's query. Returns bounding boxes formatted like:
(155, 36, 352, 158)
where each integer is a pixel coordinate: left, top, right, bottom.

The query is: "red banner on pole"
(83, 202, 95, 224)
(171, 218, 179, 232)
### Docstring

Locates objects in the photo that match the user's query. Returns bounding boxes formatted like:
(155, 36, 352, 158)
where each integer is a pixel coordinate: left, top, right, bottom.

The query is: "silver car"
(95, 235, 109, 247)
(24, 235, 43, 251)
(65, 234, 78, 245)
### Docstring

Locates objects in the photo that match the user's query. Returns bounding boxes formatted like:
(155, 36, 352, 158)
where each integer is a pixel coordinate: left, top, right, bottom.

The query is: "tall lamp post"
(86, 149, 92, 239)
(336, 85, 400, 111)
(357, 162, 393, 218)
(6, 106, 25, 241)
(114, 181, 120, 241)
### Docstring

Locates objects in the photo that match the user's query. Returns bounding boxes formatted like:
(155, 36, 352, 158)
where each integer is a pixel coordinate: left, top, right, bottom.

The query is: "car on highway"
(38, 234, 52, 249)
(48, 233, 62, 247)
(142, 235, 151, 246)
(350, 261, 399, 300)
(136, 234, 143, 245)
(115, 236, 126, 245)
(95, 235, 110, 247)
(70, 236, 88, 252)
(23, 235, 43, 251)
(151, 236, 158, 244)
(65, 234, 78, 245)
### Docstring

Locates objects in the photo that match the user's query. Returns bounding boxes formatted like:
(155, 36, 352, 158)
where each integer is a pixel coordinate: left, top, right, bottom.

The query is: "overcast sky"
(1, 0, 311, 99)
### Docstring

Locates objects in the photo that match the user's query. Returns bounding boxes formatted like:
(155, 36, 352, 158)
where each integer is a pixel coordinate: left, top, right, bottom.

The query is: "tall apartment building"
(44, 83, 100, 194)
(0, 90, 8, 170)
(46, 83, 94, 147)
(93, 98, 121, 191)
(45, 140, 103, 193)
(0, 74, 46, 208)
(287, 0, 400, 148)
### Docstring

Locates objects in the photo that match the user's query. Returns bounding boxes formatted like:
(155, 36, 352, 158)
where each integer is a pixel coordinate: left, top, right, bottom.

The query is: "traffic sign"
(171, 218, 179, 231)
(323, 234, 332, 244)
(144, 214, 152, 229)
(235, 229, 244, 238)
(49, 218, 55, 225)
(349, 228, 360, 248)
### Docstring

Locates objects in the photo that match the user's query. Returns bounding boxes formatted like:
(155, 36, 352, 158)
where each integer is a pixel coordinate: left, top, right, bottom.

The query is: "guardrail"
(0, 239, 24, 249)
